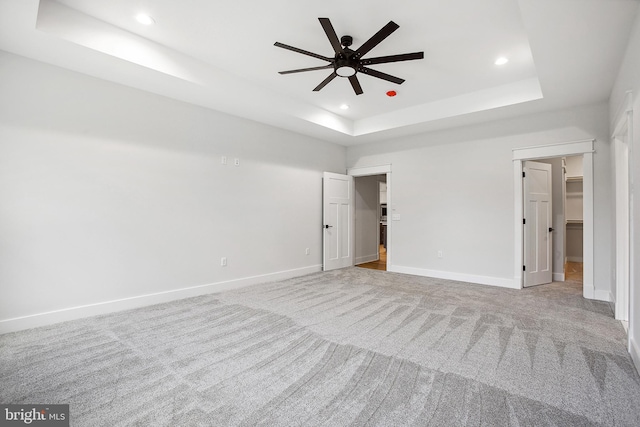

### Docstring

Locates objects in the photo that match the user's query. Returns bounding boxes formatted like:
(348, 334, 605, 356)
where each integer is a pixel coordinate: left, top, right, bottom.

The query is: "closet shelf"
(566, 176, 583, 182)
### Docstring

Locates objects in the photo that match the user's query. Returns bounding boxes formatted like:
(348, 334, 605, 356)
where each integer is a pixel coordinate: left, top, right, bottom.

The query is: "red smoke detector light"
(386, 90, 397, 97)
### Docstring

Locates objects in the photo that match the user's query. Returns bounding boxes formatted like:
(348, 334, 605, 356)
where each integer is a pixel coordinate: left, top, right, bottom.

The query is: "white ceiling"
(0, 0, 638, 145)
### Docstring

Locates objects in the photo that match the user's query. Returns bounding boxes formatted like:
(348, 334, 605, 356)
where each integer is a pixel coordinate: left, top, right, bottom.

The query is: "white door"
(323, 172, 354, 271)
(523, 160, 553, 287)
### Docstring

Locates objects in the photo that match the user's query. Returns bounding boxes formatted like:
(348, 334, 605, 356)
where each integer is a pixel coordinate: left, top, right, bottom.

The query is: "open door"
(523, 160, 553, 287)
(323, 172, 354, 271)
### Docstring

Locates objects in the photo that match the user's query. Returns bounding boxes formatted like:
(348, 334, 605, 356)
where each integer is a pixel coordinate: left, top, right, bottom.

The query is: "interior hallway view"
(358, 244, 387, 271)
(565, 261, 584, 284)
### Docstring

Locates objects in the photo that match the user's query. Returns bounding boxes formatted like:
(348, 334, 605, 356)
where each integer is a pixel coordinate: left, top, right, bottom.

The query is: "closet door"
(523, 161, 553, 287)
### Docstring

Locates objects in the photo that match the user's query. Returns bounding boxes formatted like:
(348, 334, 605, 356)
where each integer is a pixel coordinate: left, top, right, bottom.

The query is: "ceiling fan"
(274, 18, 424, 95)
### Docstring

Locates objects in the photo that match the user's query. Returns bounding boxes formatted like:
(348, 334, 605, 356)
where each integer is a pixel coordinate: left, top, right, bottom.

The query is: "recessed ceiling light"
(136, 14, 155, 25)
(495, 57, 509, 66)
(339, 104, 350, 110)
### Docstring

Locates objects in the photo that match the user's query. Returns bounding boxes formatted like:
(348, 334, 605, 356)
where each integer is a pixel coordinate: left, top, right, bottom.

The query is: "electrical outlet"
(437, 250, 443, 258)
(221, 156, 227, 165)
(234, 158, 240, 166)
(221, 257, 227, 266)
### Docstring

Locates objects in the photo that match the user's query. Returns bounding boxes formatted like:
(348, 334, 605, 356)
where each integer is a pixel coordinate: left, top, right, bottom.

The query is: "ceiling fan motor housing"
(340, 35, 353, 47)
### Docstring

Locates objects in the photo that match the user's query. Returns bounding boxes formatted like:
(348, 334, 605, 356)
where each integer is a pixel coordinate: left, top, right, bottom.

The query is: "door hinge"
(522, 171, 525, 178)
(523, 265, 526, 271)
(523, 218, 526, 225)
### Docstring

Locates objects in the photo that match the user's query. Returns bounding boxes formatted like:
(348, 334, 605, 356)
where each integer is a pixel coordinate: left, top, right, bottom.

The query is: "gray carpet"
(1, 268, 639, 426)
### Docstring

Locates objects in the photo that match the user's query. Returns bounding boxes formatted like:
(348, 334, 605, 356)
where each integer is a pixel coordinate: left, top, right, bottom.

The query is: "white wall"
(347, 103, 612, 291)
(565, 224, 584, 262)
(354, 175, 382, 264)
(610, 6, 640, 373)
(0, 52, 346, 332)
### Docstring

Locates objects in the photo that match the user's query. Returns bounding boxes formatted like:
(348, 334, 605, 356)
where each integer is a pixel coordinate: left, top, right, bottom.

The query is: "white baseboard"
(595, 290, 613, 302)
(356, 254, 379, 265)
(583, 285, 594, 299)
(389, 265, 519, 289)
(582, 285, 615, 302)
(553, 272, 565, 282)
(0, 265, 322, 335)
(621, 320, 628, 333)
(582, 285, 613, 303)
(631, 337, 640, 377)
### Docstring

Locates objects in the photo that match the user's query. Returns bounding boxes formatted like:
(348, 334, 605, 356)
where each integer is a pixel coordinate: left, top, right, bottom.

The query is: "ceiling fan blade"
(359, 67, 405, 85)
(354, 21, 400, 58)
(361, 52, 424, 66)
(348, 75, 363, 95)
(274, 42, 332, 62)
(319, 18, 344, 54)
(313, 72, 338, 91)
(279, 65, 334, 75)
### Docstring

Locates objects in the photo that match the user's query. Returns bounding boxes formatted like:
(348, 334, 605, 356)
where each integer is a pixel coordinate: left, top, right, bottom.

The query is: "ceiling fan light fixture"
(336, 65, 357, 77)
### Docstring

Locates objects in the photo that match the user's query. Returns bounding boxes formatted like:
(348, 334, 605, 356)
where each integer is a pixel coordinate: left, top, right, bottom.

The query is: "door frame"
(612, 91, 634, 324)
(513, 139, 595, 298)
(348, 165, 392, 270)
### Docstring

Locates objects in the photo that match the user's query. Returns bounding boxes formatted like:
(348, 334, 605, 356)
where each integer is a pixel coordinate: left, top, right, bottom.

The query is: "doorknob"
(549, 227, 554, 232)
(324, 225, 333, 229)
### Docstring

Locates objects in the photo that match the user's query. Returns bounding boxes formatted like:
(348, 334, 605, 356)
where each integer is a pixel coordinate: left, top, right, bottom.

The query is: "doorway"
(355, 175, 387, 271)
(348, 165, 392, 272)
(522, 156, 584, 287)
(513, 140, 594, 297)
